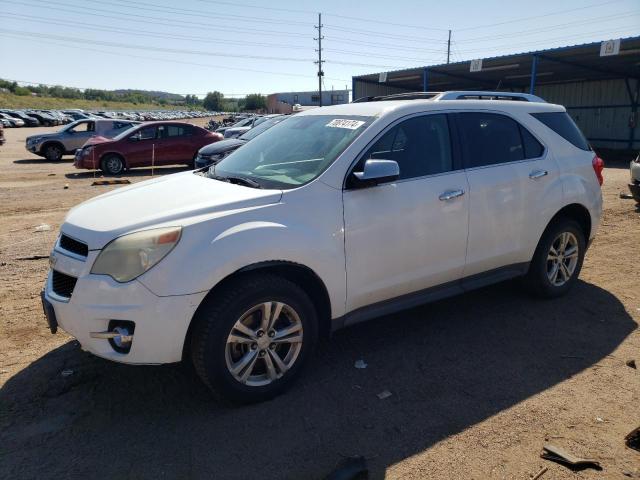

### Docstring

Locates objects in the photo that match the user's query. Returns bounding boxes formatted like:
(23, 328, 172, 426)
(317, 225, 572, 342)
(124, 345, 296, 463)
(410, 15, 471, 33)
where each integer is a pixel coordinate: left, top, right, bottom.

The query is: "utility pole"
(314, 13, 324, 107)
(447, 29, 451, 64)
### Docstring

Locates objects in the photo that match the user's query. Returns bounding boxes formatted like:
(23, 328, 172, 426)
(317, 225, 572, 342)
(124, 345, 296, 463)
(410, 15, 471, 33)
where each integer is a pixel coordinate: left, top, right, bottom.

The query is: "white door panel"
(344, 172, 469, 312)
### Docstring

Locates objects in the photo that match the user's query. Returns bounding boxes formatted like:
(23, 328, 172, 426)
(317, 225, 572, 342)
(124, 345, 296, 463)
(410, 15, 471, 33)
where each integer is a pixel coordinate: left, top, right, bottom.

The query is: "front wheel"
(44, 144, 63, 161)
(524, 218, 586, 298)
(190, 273, 318, 403)
(101, 154, 125, 175)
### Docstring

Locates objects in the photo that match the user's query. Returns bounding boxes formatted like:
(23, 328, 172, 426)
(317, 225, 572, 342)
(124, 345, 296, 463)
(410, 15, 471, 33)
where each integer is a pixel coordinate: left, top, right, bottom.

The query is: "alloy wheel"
(546, 231, 579, 286)
(225, 301, 303, 387)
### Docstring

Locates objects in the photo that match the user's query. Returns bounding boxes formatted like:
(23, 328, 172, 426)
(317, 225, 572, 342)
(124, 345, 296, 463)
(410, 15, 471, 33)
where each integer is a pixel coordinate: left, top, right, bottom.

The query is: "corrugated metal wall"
(353, 80, 411, 99)
(537, 79, 638, 151)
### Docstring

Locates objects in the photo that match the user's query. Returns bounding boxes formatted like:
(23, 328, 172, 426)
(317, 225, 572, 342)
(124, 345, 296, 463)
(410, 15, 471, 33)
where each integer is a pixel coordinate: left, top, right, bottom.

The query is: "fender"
(138, 182, 347, 318)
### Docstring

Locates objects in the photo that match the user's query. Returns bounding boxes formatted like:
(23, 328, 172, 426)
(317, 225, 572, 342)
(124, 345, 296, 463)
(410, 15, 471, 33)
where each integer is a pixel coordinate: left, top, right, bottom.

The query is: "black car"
(1, 110, 40, 127)
(25, 111, 58, 126)
(196, 115, 286, 168)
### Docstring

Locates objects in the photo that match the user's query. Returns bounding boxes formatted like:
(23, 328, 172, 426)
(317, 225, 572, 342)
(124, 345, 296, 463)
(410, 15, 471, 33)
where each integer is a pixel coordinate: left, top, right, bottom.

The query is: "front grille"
(59, 234, 88, 257)
(52, 270, 77, 298)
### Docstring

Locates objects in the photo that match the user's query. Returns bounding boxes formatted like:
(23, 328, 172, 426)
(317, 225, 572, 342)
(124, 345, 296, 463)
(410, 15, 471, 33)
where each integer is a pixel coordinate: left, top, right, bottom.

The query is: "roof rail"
(352, 91, 442, 103)
(352, 90, 546, 103)
(433, 91, 546, 103)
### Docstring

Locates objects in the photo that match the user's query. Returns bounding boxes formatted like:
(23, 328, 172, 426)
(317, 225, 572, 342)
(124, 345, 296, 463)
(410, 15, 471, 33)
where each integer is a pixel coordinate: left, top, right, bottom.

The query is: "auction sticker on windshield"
(326, 119, 366, 130)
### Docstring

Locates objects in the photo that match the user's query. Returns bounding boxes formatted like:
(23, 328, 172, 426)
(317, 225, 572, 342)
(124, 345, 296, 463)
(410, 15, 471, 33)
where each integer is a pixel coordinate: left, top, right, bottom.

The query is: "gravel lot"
(0, 123, 638, 479)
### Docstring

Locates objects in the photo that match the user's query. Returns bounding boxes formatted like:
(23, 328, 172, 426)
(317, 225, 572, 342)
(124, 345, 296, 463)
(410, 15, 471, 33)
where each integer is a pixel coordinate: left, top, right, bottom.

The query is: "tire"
(43, 143, 63, 161)
(523, 218, 586, 298)
(101, 154, 125, 175)
(190, 273, 318, 403)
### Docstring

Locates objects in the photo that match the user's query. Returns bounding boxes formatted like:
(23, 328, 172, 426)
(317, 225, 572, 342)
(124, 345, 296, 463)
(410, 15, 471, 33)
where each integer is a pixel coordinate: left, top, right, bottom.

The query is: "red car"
(74, 122, 223, 175)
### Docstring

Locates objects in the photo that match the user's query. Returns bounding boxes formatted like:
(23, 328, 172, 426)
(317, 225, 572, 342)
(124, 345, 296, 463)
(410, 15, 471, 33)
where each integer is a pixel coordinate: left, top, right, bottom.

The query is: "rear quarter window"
(530, 112, 590, 151)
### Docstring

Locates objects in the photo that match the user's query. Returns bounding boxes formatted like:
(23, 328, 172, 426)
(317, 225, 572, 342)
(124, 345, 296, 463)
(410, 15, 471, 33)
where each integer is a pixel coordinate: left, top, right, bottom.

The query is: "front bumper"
(26, 142, 41, 154)
(43, 243, 207, 364)
(629, 181, 640, 202)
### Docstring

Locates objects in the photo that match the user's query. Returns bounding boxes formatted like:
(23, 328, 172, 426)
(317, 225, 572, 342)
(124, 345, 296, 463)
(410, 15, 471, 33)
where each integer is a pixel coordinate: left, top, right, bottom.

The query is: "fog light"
(90, 320, 135, 354)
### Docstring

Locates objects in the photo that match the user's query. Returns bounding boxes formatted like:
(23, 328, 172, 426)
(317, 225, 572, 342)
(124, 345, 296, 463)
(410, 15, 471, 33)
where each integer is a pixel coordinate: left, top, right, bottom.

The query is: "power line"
(0, 33, 349, 83)
(12, 0, 311, 38)
(456, 10, 640, 43)
(456, 0, 625, 31)
(0, 28, 314, 62)
(324, 25, 447, 42)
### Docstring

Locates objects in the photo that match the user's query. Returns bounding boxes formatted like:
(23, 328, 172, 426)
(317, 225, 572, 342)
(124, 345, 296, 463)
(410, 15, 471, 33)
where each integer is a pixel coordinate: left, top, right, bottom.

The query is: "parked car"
(25, 111, 58, 126)
(26, 119, 139, 161)
(42, 91, 604, 403)
(223, 114, 281, 139)
(1, 110, 40, 126)
(74, 121, 223, 174)
(0, 113, 25, 127)
(629, 154, 640, 202)
(195, 115, 286, 168)
(215, 116, 257, 137)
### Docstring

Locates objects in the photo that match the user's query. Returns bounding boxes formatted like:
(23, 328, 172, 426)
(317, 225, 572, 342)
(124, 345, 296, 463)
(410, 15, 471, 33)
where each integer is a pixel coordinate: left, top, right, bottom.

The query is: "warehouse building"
(352, 36, 640, 154)
(266, 89, 349, 114)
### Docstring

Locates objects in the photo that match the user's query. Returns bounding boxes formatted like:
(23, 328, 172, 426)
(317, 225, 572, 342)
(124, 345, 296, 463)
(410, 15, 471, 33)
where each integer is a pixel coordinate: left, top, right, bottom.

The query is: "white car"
(42, 91, 604, 403)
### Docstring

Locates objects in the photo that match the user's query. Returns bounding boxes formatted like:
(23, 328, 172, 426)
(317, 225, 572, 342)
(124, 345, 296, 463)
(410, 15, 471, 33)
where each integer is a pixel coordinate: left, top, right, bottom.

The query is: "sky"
(0, 0, 638, 98)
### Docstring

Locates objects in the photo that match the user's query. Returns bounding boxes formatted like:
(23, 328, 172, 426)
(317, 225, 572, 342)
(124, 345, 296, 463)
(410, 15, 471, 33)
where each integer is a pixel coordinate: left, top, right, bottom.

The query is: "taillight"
(592, 155, 604, 186)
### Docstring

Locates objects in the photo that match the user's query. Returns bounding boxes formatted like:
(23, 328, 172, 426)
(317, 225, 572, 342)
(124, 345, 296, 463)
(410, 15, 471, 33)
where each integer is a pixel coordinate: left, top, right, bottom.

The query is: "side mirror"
(351, 159, 399, 187)
(129, 134, 140, 141)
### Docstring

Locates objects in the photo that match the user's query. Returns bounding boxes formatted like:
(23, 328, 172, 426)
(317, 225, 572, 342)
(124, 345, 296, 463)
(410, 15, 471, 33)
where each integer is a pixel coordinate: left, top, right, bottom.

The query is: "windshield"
(212, 115, 373, 189)
(239, 116, 286, 141)
(233, 117, 254, 127)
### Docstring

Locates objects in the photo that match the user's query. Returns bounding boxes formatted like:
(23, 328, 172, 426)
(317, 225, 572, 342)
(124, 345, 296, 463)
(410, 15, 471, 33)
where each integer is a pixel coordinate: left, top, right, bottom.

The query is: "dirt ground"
(0, 121, 638, 480)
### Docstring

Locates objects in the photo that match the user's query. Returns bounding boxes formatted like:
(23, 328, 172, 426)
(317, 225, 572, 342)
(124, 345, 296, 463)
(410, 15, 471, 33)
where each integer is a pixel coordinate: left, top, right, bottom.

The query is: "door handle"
(529, 169, 548, 180)
(439, 189, 465, 201)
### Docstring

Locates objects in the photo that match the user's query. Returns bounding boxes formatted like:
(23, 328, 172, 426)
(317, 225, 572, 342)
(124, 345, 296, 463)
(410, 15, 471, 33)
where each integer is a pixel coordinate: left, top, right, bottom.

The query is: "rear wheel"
(43, 143, 63, 161)
(524, 218, 585, 298)
(101, 154, 125, 175)
(190, 273, 318, 403)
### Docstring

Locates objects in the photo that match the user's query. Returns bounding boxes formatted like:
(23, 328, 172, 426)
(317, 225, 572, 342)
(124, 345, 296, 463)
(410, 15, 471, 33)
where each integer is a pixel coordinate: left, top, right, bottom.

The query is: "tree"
(243, 93, 266, 111)
(203, 91, 224, 111)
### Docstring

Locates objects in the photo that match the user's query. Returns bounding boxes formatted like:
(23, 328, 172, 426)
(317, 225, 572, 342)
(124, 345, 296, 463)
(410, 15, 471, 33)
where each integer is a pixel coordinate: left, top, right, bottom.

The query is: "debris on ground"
(620, 192, 634, 199)
(376, 390, 392, 400)
(541, 443, 601, 470)
(531, 466, 548, 480)
(626, 359, 637, 369)
(354, 359, 367, 369)
(91, 179, 131, 186)
(60, 369, 74, 377)
(34, 224, 51, 232)
(63, 183, 69, 189)
(596, 417, 605, 423)
(324, 456, 368, 480)
(18, 255, 49, 261)
(625, 427, 640, 452)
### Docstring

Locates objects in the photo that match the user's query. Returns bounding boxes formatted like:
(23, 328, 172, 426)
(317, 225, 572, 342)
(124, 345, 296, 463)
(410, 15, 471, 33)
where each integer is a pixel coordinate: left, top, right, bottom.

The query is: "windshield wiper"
(207, 172, 261, 189)
(226, 176, 261, 188)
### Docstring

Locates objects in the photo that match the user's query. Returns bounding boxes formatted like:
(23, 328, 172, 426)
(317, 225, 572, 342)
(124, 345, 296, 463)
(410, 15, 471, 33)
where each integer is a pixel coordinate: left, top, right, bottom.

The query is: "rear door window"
(520, 125, 544, 158)
(530, 112, 590, 151)
(457, 113, 524, 168)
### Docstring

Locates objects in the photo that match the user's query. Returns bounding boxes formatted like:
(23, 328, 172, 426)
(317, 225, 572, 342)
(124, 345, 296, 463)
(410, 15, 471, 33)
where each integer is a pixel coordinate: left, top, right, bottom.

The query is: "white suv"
(42, 91, 604, 403)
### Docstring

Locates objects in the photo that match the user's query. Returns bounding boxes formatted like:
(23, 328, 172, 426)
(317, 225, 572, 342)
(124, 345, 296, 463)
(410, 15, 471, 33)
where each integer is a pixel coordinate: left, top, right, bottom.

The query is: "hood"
(61, 171, 283, 249)
(26, 131, 63, 143)
(83, 135, 112, 147)
(199, 138, 245, 155)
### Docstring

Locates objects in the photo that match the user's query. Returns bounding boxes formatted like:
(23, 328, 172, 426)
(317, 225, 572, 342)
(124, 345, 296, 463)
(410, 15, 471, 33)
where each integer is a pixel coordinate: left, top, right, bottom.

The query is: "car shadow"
(13, 158, 75, 165)
(64, 166, 190, 180)
(0, 280, 635, 479)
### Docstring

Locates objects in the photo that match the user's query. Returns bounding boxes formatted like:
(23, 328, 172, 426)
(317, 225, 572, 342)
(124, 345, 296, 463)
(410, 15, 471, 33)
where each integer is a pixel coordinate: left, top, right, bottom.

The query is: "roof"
(353, 36, 640, 92)
(299, 97, 564, 118)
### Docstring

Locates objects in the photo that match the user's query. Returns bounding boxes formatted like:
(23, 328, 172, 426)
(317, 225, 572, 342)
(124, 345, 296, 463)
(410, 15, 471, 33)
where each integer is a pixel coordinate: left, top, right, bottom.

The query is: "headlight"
(91, 227, 182, 282)
(82, 145, 94, 156)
